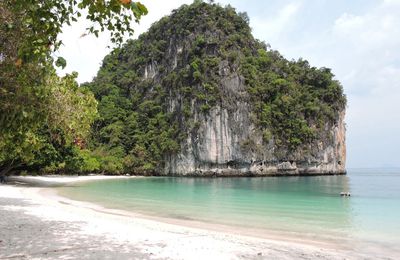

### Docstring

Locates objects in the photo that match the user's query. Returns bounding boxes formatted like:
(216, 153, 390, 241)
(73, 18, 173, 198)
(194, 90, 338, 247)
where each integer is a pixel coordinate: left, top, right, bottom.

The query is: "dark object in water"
(340, 192, 351, 197)
(0, 175, 5, 183)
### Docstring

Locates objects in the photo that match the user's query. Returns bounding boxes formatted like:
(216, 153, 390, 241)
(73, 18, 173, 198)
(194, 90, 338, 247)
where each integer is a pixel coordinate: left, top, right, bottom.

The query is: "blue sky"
(58, 0, 400, 168)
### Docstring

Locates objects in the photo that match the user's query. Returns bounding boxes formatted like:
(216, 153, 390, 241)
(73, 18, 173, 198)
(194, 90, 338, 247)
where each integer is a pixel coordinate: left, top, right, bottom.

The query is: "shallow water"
(58, 169, 400, 247)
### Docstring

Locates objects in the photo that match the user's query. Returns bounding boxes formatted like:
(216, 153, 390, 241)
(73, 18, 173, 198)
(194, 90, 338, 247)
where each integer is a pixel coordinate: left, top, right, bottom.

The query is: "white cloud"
(333, 13, 365, 34)
(252, 2, 302, 41)
(330, 2, 400, 167)
(329, 2, 400, 96)
(333, 7, 400, 53)
(384, 0, 400, 5)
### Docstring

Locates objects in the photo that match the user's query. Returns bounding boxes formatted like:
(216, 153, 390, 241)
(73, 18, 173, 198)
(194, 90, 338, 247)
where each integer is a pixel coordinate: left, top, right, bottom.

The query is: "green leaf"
(55, 57, 67, 69)
(131, 2, 144, 17)
(136, 2, 148, 15)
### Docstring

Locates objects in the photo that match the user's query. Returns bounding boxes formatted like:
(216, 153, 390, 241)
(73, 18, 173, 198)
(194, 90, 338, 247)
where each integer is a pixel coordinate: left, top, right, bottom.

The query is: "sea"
(58, 168, 400, 252)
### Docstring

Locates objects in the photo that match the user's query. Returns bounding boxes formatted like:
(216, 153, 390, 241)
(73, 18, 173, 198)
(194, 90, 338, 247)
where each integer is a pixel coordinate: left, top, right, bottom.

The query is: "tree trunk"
(0, 162, 16, 183)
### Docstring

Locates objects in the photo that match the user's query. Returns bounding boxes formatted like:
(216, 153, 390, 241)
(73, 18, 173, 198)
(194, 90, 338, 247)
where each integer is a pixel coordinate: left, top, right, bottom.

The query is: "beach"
(0, 176, 397, 259)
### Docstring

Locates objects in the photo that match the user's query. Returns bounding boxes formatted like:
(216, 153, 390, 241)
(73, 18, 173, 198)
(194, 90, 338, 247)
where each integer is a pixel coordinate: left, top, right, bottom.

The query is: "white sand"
(7, 175, 131, 185)
(0, 176, 397, 259)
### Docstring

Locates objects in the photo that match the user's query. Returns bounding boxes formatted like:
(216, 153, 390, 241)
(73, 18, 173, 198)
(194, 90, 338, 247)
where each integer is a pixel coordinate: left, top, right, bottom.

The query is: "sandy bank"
(7, 175, 132, 186)
(0, 176, 398, 259)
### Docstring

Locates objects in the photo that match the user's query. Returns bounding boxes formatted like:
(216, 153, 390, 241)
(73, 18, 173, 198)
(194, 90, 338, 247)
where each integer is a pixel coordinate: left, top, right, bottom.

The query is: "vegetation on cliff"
(242, 50, 346, 150)
(85, 1, 346, 174)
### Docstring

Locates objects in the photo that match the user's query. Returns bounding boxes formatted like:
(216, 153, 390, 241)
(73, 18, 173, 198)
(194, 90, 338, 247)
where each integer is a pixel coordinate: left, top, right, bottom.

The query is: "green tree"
(0, 70, 97, 176)
(0, 0, 147, 176)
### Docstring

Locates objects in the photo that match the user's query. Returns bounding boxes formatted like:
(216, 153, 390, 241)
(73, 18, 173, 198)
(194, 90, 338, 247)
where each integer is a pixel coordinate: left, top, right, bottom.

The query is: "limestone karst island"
(1, 1, 399, 260)
(86, 3, 346, 176)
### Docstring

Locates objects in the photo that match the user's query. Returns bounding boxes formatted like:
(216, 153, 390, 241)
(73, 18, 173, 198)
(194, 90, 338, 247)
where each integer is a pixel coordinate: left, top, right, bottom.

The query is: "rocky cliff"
(165, 96, 346, 177)
(87, 2, 347, 176)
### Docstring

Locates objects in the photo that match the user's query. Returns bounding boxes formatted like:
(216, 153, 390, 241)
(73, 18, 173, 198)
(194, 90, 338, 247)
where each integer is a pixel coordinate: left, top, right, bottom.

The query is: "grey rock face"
(161, 57, 346, 176)
(164, 106, 346, 177)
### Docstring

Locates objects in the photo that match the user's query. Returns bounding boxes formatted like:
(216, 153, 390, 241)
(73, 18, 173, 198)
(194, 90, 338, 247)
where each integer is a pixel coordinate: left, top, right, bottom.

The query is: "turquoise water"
(58, 169, 400, 246)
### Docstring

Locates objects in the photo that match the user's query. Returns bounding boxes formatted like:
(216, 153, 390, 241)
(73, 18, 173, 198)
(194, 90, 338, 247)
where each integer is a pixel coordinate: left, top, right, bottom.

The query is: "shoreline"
(1, 176, 398, 259)
(6, 170, 347, 183)
(49, 187, 344, 250)
(7, 175, 133, 186)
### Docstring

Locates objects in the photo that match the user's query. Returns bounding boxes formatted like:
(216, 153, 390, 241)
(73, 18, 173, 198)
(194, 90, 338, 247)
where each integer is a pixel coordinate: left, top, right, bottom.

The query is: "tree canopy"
(0, 0, 147, 175)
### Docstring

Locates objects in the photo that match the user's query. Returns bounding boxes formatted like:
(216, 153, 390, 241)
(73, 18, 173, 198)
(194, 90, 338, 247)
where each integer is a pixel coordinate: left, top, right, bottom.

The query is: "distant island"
(84, 2, 346, 176)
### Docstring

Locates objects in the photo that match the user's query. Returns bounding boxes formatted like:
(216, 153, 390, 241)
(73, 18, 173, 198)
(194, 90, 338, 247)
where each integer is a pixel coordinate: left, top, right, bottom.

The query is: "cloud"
(333, 13, 364, 34)
(384, 0, 400, 5)
(329, 2, 400, 97)
(251, 2, 302, 41)
(329, 2, 400, 167)
(333, 6, 400, 54)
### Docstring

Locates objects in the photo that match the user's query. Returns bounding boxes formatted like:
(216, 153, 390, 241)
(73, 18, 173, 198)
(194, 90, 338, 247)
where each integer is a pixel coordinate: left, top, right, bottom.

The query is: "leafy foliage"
(0, 71, 98, 174)
(0, 0, 147, 175)
(241, 50, 346, 150)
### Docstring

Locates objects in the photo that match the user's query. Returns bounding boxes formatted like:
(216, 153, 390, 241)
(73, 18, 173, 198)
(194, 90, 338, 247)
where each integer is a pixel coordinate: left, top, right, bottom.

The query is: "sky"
(58, 0, 400, 168)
